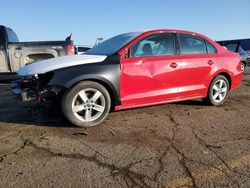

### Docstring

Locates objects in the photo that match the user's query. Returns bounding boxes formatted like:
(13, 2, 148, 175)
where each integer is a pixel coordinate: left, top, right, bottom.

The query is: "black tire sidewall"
(61, 81, 111, 127)
(208, 75, 230, 106)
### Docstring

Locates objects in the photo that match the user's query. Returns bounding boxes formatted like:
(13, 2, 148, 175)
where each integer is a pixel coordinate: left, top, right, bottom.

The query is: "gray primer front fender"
(47, 63, 120, 105)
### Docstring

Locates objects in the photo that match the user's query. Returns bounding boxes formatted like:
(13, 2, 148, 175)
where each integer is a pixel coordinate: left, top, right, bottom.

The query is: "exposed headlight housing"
(27, 74, 38, 80)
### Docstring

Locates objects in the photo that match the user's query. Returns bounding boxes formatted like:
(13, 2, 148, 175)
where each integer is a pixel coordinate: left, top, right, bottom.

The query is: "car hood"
(17, 54, 107, 76)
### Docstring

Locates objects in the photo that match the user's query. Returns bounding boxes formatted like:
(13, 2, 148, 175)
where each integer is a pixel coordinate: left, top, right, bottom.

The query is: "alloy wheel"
(212, 80, 228, 103)
(241, 63, 245, 73)
(72, 88, 106, 122)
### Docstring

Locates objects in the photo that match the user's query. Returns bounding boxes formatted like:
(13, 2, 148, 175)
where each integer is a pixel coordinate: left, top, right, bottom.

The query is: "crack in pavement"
(1, 106, 249, 187)
(145, 111, 198, 187)
(168, 140, 197, 188)
(0, 130, 24, 143)
(126, 109, 250, 187)
(37, 145, 153, 187)
(153, 146, 170, 182)
(160, 111, 249, 187)
(0, 138, 31, 163)
(0, 127, 160, 187)
(192, 129, 249, 187)
(56, 128, 109, 159)
(165, 111, 197, 188)
(217, 137, 250, 145)
(166, 112, 179, 140)
(0, 133, 15, 142)
(8, 138, 156, 188)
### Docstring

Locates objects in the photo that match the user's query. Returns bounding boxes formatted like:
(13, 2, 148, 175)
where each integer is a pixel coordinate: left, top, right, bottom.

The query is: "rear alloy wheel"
(205, 75, 230, 106)
(241, 62, 246, 73)
(62, 81, 111, 127)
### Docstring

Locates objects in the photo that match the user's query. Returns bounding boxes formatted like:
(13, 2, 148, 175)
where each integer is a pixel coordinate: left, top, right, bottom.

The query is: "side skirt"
(115, 95, 206, 111)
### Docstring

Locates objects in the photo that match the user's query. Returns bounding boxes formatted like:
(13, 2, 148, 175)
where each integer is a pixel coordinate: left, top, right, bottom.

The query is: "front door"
(120, 33, 180, 108)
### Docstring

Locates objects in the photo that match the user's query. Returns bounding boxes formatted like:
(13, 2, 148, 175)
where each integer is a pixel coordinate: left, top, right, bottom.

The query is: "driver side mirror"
(121, 49, 130, 59)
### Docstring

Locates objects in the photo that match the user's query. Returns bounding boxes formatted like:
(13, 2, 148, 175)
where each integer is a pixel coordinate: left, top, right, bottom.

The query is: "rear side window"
(6, 28, 19, 43)
(178, 34, 207, 55)
(205, 41, 217, 54)
(130, 33, 175, 58)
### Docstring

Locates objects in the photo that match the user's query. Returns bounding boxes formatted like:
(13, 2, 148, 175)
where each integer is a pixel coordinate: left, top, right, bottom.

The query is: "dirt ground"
(0, 69, 249, 188)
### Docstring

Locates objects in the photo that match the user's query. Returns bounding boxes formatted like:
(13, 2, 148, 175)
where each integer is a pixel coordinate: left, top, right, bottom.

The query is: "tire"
(204, 75, 230, 106)
(61, 81, 111, 127)
(242, 62, 246, 73)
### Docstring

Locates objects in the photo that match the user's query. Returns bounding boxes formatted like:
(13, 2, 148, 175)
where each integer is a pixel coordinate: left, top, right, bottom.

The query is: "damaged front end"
(10, 73, 64, 102)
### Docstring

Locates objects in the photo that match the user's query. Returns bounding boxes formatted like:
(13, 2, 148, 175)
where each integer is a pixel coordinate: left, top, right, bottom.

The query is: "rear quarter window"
(205, 41, 217, 54)
(178, 34, 207, 55)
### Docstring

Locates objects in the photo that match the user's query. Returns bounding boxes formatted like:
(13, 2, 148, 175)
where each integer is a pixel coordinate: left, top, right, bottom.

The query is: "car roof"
(141, 29, 208, 38)
(118, 29, 224, 54)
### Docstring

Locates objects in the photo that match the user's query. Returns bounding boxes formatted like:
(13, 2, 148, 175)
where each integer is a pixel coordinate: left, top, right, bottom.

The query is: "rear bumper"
(10, 80, 36, 102)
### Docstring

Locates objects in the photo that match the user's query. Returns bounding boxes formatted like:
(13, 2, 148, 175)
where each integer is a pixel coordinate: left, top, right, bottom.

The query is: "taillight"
(67, 44, 75, 55)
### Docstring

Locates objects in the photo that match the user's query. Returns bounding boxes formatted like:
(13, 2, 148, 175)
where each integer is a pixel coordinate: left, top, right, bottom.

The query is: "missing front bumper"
(10, 80, 64, 102)
(10, 80, 36, 102)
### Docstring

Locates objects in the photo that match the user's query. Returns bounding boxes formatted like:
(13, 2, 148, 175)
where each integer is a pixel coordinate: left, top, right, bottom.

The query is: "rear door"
(177, 33, 217, 98)
(120, 33, 181, 108)
(0, 28, 9, 72)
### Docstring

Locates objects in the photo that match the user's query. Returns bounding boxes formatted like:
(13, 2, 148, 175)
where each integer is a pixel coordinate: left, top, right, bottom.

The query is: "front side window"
(6, 28, 19, 43)
(178, 34, 207, 55)
(130, 33, 175, 58)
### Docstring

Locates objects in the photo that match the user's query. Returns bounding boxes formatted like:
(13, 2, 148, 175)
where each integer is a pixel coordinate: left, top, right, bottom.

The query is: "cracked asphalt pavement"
(0, 69, 250, 188)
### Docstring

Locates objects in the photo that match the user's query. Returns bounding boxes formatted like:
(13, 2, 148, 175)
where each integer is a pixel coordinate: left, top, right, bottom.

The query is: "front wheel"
(205, 75, 230, 106)
(61, 81, 111, 127)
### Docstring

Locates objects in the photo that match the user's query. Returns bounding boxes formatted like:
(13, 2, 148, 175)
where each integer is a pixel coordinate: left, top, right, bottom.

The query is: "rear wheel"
(61, 81, 111, 127)
(242, 62, 246, 73)
(205, 75, 230, 106)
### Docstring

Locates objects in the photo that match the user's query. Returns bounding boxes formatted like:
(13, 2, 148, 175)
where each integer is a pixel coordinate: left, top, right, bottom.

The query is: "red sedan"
(14, 29, 242, 127)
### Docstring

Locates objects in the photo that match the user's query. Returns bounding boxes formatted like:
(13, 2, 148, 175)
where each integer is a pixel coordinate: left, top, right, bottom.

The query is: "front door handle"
(208, 60, 214, 65)
(170, 62, 178, 69)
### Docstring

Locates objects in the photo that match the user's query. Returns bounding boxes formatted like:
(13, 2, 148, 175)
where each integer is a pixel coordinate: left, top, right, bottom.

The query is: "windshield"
(86, 32, 142, 56)
(6, 28, 19, 43)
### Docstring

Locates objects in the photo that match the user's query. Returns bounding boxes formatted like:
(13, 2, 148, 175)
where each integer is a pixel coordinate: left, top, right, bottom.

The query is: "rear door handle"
(170, 62, 178, 69)
(208, 60, 214, 65)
